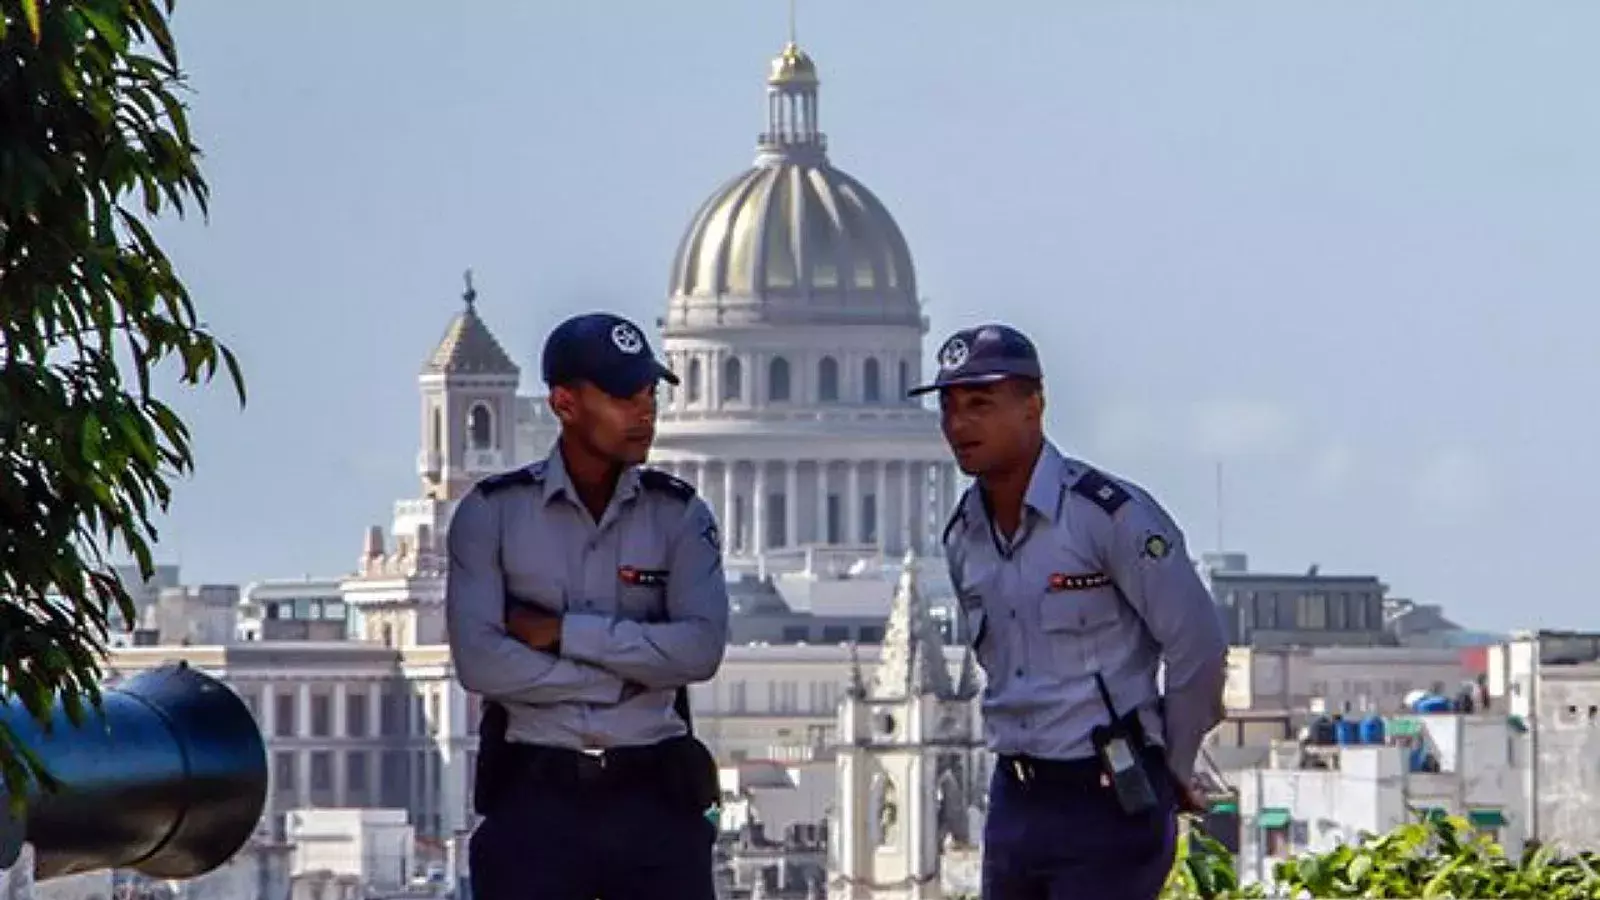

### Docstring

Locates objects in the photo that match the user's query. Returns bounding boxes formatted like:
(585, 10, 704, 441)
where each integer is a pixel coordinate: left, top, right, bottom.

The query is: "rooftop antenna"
(462, 267, 477, 311)
(788, 0, 798, 44)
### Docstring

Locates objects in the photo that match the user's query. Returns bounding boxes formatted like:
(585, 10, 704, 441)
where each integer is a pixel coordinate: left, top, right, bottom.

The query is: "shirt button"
(1015, 668, 1024, 678)
(584, 600, 594, 609)
(1009, 610, 1017, 619)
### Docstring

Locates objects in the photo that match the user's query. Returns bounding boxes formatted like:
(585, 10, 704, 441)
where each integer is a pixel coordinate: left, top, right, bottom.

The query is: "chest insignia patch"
(618, 566, 670, 587)
(1047, 572, 1112, 592)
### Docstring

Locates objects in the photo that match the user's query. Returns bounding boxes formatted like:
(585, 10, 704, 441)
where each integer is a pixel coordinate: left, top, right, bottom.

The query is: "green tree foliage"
(1164, 814, 1600, 899)
(0, 0, 242, 806)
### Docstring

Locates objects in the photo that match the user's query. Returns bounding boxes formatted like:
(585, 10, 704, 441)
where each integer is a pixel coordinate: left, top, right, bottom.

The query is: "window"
(345, 691, 368, 737)
(1298, 593, 1328, 629)
(728, 681, 748, 713)
(769, 357, 791, 401)
(273, 751, 296, 790)
(722, 356, 743, 403)
(822, 626, 850, 643)
(863, 358, 881, 402)
(860, 493, 878, 544)
(818, 356, 839, 402)
(826, 494, 842, 543)
(274, 693, 296, 737)
(768, 491, 787, 547)
(1259, 807, 1292, 856)
(781, 626, 809, 643)
(468, 403, 493, 450)
(687, 358, 703, 403)
(310, 751, 333, 792)
(345, 751, 369, 793)
(310, 693, 332, 737)
(898, 360, 909, 399)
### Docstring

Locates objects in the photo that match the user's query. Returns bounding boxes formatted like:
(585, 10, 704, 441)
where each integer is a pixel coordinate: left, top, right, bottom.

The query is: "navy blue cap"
(541, 312, 679, 398)
(906, 324, 1043, 397)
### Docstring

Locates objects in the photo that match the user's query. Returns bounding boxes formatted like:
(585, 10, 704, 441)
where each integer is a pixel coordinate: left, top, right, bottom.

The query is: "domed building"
(649, 41, 958, 571)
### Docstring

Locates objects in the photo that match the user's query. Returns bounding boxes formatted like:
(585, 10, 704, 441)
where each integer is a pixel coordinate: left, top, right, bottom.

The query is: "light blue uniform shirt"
(943, 441, 1228, 783)
(445, 445, 730, 751)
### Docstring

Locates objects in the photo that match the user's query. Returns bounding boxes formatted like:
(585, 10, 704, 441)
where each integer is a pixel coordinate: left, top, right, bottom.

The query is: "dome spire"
(461, 267, 477, 311)
(758, 3, 825, 165)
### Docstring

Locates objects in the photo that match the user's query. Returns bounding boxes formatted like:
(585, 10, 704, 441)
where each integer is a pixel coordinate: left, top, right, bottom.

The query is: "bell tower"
(417, 269, 521, 503)
(344, 271, 522, 649)
(831, 554, 982, 900)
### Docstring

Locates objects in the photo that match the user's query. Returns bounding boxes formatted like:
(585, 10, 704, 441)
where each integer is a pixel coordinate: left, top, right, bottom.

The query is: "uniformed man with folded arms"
(446, 312, 729, 900)
(909, 323, 1229, 900)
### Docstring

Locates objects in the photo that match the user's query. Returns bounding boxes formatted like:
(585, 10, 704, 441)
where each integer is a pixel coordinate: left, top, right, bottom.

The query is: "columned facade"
(652, 458, 960, 557)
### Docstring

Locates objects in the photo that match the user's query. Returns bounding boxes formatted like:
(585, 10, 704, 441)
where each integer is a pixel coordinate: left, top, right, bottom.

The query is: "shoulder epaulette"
(478, 462, 544, 497)
(1070, 468, 1132, 516)
(638, 467, 696, 501)
(941, 487, 973, 545)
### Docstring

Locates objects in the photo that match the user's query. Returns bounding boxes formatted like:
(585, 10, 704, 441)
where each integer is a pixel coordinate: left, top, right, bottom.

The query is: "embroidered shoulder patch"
(638, 467, 696, 501)
(478, 463, 544, 496)
(1070, 469, 1131, 516)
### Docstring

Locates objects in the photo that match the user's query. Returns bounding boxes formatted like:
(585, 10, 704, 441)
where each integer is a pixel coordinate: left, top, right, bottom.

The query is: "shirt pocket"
(1037, 585, 1123, 677)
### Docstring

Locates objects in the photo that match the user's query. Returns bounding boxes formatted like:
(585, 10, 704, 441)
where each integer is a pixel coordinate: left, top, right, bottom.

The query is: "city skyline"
(143, 1, 1600, 634)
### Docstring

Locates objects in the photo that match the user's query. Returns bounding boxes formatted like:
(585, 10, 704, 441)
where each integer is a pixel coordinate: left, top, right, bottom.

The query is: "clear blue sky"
(149, 0, 1600, 633)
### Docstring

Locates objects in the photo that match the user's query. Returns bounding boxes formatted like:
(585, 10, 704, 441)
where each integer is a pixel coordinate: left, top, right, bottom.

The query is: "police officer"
(446, 312, 729, 900)
(909, 324, 1228, 900)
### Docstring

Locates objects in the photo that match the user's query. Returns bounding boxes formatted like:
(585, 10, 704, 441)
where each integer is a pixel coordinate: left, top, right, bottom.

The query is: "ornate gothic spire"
(871, 551, 954, 699)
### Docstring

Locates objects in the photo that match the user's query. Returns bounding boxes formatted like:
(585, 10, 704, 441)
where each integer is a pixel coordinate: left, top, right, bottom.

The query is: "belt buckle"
(577, 747, 607, 781)
(1010, 759, 1031, 784)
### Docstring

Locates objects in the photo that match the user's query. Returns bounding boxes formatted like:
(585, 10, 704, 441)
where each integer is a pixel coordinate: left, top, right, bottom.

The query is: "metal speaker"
(0, 661, 267, 881)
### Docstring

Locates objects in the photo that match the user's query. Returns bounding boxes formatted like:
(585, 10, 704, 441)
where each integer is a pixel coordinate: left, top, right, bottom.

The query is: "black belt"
(1000, 745, 1167, 791)
(504, 736, 684, 788)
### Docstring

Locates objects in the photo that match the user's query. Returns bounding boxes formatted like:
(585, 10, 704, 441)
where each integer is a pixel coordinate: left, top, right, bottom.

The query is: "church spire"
(872, 552, 954, 699)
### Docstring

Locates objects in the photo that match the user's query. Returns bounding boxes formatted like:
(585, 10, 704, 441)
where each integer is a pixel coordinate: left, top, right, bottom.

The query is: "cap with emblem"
(541, 312, 680, 398)
(906, 323, 1043, 397)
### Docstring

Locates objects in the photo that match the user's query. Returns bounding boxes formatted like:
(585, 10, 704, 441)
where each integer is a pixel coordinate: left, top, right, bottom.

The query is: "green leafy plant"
(1163, 813, 1600, 899)
(1, 0, 242, 810)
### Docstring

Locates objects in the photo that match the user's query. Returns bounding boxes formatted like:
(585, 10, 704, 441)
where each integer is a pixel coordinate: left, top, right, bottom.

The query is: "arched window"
(818, 356, 839, 403)
(769, 357, 791, 402)
(430, 407, 443, 457)
(687, 357, 703, 403)
(468, 403, 493, 450)
(863, 358, 882, 403)
(722, 356, 743, 403)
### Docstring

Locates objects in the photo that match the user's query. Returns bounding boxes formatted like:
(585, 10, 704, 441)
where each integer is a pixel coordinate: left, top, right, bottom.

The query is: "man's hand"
(1170, 769, 1208, 814)
(506, 605, 562, 652)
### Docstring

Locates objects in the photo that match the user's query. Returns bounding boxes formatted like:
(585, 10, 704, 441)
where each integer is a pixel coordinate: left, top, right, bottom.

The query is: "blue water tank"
(1309, 716, 1336, 744)
(1359, 715, 1386, 745)
(1408, 746, 1428, 772)
(1415, 695, 1452, 714)
(1334, 718, 1359, 745)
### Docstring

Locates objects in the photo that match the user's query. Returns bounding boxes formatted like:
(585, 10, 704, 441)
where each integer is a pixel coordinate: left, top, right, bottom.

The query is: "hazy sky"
(147, 1, 1599, 633)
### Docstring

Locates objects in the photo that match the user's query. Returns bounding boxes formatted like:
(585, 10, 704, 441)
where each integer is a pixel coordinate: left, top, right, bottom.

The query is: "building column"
(296, 682, 312, 739)
(902, 462, 915, 556)
(817, 460, 831, 544)
(690, 460, 705, 494)
(722, 461, 737, 554)
(753, 461, 767, 554)
(875, 461, 888, 550)
(847, 462, 861, 544)
(785, 461, 799, 548)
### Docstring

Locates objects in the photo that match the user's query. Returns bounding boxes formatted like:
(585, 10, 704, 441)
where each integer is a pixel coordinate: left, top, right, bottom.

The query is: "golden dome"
(768, 42, 818, 86)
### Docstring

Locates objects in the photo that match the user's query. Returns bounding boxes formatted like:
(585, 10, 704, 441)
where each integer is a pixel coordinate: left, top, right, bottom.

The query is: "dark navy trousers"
(468, 752, 717, 900)
(982, 748, 1178, 900)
